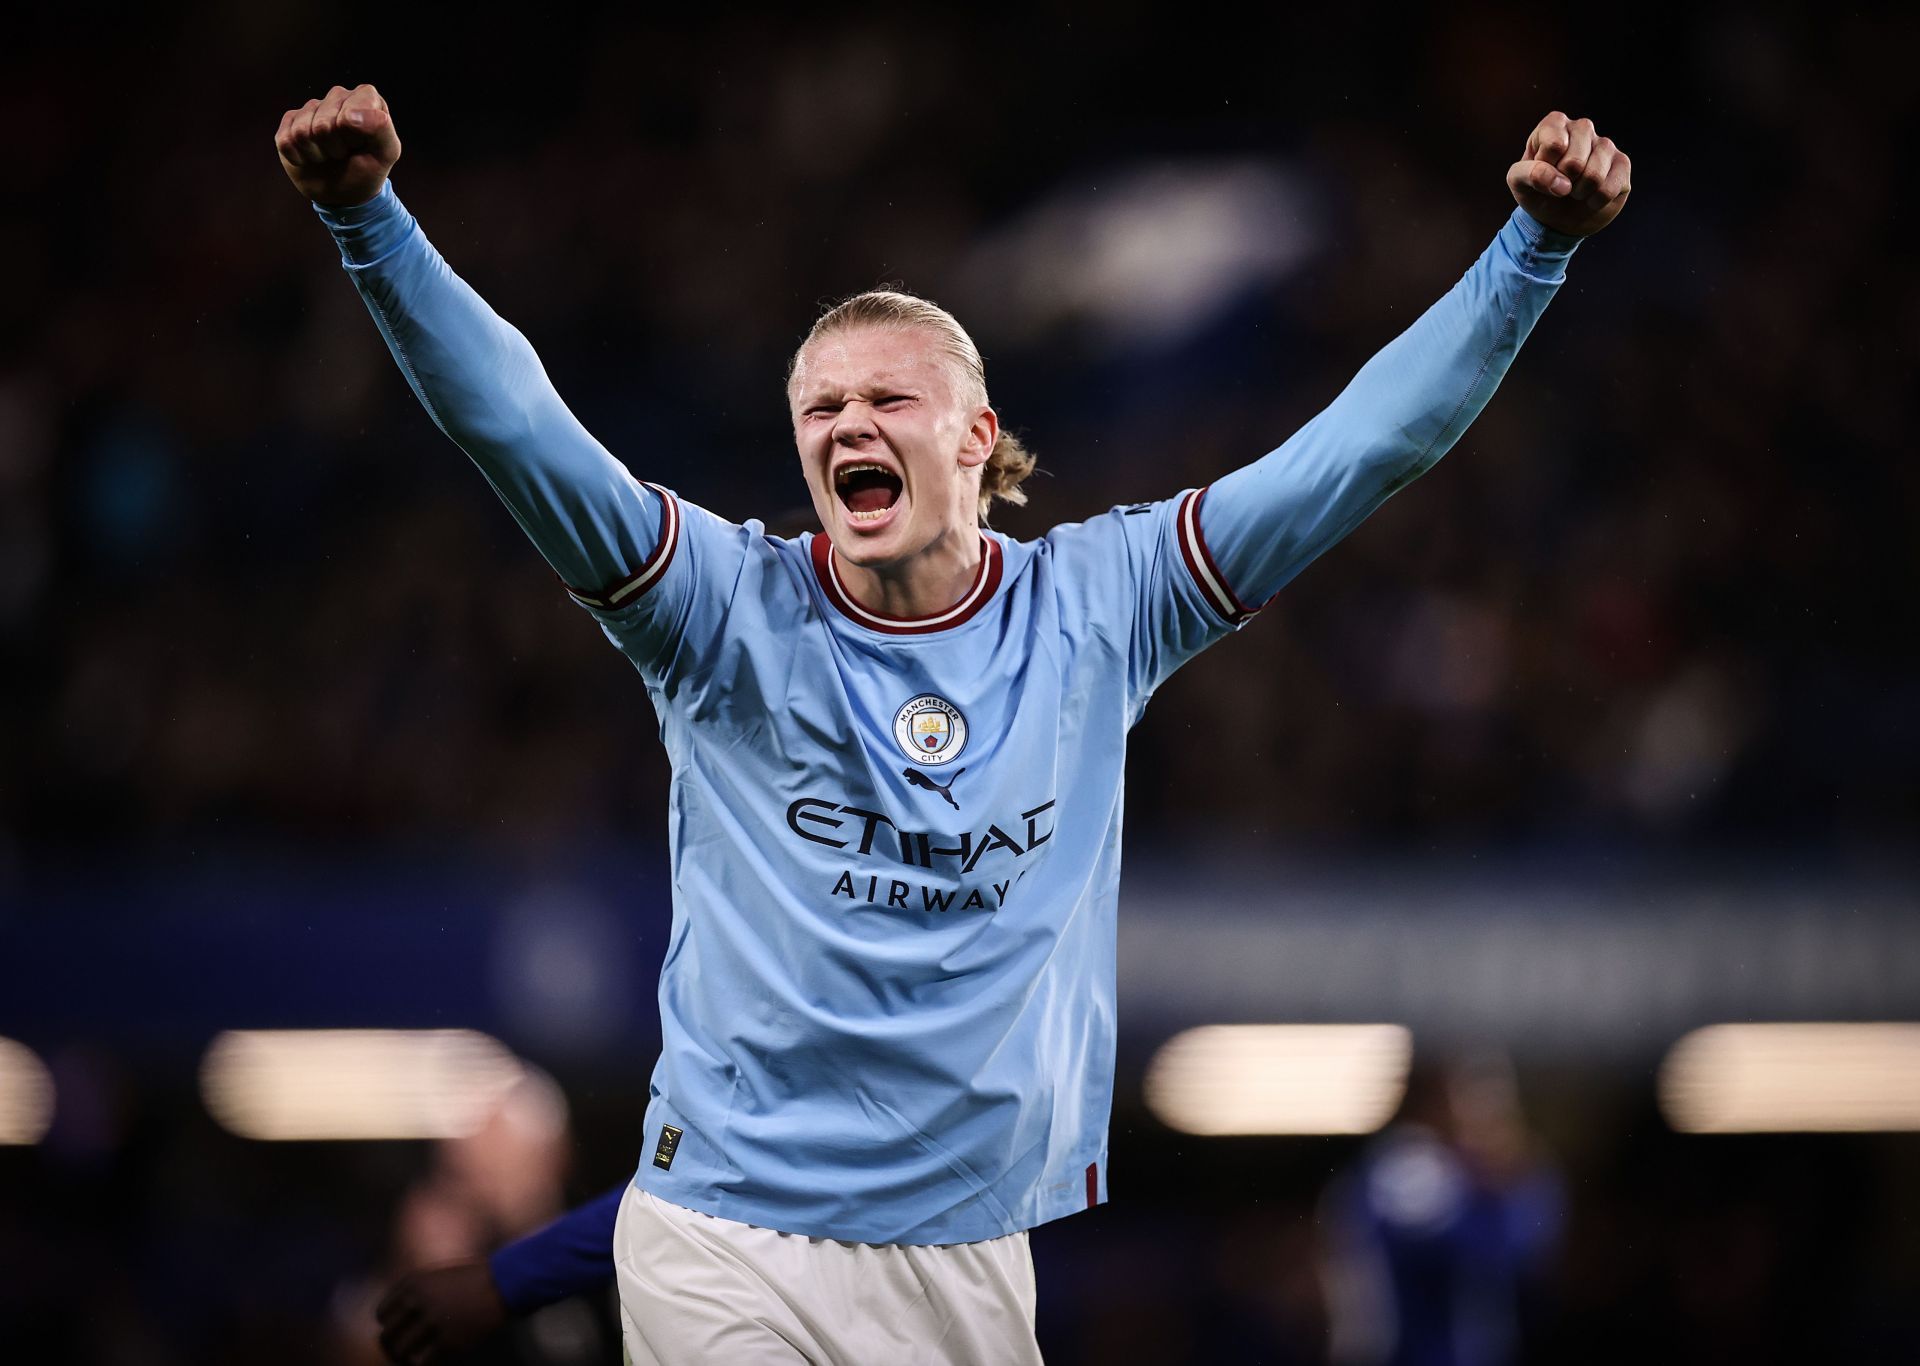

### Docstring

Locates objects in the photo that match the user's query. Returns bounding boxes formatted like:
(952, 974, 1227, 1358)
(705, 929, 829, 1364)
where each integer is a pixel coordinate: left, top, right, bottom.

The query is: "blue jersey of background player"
(277, 82, 1630, 1358)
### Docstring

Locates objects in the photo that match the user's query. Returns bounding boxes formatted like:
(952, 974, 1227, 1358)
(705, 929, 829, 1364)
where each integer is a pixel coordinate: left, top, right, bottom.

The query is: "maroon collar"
(809, 533, 1003, 635)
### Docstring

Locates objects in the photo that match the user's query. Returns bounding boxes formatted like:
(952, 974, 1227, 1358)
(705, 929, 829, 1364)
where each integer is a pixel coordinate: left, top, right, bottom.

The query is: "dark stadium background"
(3, 2, 1917, 1362)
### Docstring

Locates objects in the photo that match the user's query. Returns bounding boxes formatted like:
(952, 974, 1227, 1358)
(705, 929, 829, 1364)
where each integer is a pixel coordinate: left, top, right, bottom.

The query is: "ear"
(957, 404, 999, 470)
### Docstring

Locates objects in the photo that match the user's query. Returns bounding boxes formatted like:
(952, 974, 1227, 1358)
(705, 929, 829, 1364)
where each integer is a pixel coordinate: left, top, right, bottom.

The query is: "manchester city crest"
(893, 694, 968, 766)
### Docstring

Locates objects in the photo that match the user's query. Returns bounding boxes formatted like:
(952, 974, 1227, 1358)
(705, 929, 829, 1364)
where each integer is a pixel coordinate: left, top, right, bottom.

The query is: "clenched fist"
(275, 83, 401, 208)
(1507, 112, 1631, 238)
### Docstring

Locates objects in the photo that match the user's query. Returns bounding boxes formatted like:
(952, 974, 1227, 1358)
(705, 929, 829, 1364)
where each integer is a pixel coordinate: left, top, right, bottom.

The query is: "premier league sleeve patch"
(893, 694, 968, 766)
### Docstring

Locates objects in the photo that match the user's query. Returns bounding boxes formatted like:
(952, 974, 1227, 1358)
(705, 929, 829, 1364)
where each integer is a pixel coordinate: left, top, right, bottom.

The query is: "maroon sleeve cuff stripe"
(1175, 487, 1257, 626)
(563, 483, 681, 610)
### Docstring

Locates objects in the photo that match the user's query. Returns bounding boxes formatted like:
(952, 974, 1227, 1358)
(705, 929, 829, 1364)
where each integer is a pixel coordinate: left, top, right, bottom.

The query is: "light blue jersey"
(317, 183, 1577, 1244)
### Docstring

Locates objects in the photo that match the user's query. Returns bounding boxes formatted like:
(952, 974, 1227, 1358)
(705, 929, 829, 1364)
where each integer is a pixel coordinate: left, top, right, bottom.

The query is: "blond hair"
(789, 289, 1037, 522)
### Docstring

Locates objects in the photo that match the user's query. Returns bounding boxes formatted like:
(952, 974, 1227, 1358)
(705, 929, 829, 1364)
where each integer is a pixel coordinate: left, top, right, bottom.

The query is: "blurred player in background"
(276, 83, 1627, 1364)
(376, 1187, 618, 1365)
(335, 1070, 614, 1366)
(1320, 1050, 1564, 1366)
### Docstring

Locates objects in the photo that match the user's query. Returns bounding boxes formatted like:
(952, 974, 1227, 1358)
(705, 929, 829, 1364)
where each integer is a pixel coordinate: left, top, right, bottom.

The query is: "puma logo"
(903, 767, 965, 810)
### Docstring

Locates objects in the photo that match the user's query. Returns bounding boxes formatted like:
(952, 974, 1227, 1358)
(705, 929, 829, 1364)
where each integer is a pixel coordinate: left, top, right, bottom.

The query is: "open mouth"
(834, 462, 904, 521)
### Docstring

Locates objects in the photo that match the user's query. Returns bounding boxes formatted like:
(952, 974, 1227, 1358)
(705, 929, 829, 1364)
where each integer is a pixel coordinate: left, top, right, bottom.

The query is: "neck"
(834, 524, 984, 619)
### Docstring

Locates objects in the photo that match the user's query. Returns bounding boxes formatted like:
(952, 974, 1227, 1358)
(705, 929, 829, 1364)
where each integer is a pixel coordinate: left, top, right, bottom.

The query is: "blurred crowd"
(3, 5, 1916, 876)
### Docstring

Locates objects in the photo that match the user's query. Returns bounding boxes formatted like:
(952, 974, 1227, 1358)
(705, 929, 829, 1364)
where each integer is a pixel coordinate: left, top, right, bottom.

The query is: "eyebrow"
(794, 377, 922, 405)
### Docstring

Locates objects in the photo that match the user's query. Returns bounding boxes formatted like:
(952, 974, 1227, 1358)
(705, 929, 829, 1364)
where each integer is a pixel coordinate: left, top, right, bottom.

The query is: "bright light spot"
(1660, 1022, 1920, 1133)
(200, 1030, 523, 1141)
(961, 159, 1318, 350)
(0, 1038, 54, 1145)
(1144, 1024, 1412, 1136)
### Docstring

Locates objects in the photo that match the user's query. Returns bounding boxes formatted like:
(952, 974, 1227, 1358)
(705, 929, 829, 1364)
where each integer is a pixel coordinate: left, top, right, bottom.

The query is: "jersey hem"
(629, 1165, 1103, 1247)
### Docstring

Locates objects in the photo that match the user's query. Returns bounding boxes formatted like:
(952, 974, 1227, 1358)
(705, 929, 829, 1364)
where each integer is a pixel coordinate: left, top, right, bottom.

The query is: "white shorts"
(612, 1185, 1043, 1365)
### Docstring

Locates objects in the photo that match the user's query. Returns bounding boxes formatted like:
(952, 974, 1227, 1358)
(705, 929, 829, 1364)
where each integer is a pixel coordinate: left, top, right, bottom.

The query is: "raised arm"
(274, 84, 661, 599)
(1191, 112, 1631, 619)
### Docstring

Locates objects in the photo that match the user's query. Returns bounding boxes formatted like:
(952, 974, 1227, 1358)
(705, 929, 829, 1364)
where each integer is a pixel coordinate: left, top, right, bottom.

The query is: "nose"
(832, 400, 877, 445)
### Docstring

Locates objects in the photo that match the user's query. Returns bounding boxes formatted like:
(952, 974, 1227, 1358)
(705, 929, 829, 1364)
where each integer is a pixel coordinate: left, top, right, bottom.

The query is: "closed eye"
(803, 396, 910, 417)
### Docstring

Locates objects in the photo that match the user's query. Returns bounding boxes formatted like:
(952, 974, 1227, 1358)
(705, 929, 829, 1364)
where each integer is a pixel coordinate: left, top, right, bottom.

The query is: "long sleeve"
(314, 182, 663, 597)
(486, 1185, 623, 1316)
(1193, 207, 1581, 617)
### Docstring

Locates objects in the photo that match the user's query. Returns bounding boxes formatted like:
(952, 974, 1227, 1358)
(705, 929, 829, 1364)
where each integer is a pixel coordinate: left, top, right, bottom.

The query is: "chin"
(828, 498, 914, 564)
(829, 525, 909, 570)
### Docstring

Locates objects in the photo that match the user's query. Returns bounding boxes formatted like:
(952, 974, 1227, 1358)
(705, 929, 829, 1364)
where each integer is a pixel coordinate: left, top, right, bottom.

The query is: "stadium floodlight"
(1659, 1022, 1920, 1134)
(1144, 1023, 1412, 1136)
(0, 1037, 55, 1145)
(200, 1029, 523, 1142)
